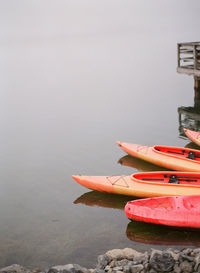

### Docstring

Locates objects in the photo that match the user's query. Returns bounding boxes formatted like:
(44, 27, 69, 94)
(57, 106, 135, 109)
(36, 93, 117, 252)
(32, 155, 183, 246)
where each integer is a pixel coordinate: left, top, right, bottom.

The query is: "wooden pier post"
(194, 76, 200, 89)
(194, 76, 200, 101)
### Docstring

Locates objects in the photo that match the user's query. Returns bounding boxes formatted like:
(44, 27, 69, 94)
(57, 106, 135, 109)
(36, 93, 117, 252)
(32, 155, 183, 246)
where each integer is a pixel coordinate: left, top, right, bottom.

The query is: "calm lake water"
(1, 0, 200, 269)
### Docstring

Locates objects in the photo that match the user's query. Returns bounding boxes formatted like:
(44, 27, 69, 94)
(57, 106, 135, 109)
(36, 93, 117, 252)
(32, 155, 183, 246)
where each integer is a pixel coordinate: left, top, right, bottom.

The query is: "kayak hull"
(184, 128, 200, 146)
(72, 172, 200, 198)
(125, 195, 200, 229)
(117, 141, 200, 172)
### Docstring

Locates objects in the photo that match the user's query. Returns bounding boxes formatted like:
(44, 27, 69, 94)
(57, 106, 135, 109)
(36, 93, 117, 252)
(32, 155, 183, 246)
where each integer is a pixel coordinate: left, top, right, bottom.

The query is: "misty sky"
(0, 0, 199, 44)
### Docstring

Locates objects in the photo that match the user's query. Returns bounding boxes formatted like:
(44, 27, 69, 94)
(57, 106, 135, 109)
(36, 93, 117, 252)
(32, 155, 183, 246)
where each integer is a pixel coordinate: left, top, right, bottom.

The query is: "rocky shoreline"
(1, 247, 200, 273)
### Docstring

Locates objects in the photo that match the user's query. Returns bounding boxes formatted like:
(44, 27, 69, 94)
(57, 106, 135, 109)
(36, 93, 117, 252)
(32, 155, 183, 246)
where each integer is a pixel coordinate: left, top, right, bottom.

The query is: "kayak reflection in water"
(73, 190, 134, 210)
(126, 221, 200, 247)
(118, 155, 167, 172)
(74, 191, 200, 247)
(184, 141, 200, 150)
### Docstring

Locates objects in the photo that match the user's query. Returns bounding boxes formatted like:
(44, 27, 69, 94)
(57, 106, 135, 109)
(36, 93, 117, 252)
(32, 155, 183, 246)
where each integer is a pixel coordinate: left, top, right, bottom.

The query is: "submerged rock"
(48, 264, 88, 273)
(0, 265, 30, 273)
(97, 255, 109, 270)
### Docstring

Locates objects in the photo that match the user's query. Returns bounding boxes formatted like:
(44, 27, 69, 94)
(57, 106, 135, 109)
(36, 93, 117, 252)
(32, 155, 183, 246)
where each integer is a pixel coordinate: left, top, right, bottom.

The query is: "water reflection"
(118, 155, 167, 171)
(74, 190, 135, 209)
(126, 221, 200, 247)
(178, 98, 200, 138)
(184, 142, 200, 150)
(74, 191, 200, 247)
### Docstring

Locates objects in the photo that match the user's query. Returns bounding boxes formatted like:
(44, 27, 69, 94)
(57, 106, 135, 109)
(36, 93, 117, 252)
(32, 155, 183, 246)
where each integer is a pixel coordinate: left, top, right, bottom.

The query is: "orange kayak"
(184, 128, 200, 146)
(117, 141, 200, 171)
(72, 172, 200, 198)
(125, 195, 200, 229)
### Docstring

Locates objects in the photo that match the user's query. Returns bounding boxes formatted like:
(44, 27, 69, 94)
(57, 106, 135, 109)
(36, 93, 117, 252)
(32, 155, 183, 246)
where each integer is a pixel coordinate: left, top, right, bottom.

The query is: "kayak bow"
(184, 128, 200, 146)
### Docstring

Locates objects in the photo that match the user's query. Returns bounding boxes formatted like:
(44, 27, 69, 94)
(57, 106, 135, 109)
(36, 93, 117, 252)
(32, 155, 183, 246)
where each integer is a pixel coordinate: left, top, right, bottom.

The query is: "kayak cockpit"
(132, 172, 200, 186)
(153, 146, 200, 161)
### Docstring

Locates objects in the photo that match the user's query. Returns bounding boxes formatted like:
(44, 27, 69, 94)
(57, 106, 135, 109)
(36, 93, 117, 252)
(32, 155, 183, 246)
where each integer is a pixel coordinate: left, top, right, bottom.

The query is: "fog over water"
(0, 0, 200, 269)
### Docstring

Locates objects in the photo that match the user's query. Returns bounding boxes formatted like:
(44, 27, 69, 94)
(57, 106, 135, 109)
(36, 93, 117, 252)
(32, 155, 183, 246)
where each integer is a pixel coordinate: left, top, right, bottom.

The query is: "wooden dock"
(177, 42, 200, 91)
(178, 105, 200, 137)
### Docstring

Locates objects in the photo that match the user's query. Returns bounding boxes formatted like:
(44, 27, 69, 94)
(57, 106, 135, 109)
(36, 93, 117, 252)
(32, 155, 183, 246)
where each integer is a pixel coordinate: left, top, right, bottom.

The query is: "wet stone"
(115, 260, 129, 267)
(195, 254, 200, 271)
(31, 269, 43, 273)
(123, 265, 131, 273)
(97, 255, 109, 269)
(166, 250, 180, 262)
(148, 269, 157, 273)
(134, 253, 149, 265)
(4, 247, 200, 273)
(106, 250, 124, 261)
(179, 253, 194, 262)
(104, 266, 111, 272)
(179, 260, 193, 273)
(182, 248, 193, 256)
(150, 251, 175, 272)
(144, 263, 149, 271)
(193, 248, 200, 254)
(112, 267, 122, 272)
(48, 264, 88, 273)
(93, 269, 105, 273)
(130, 264, 144, 273)
(173, 263, 181, 273)
(0, 265, 30, 273)
(108, 262, 115, 269)
(122, 249, 143, 261)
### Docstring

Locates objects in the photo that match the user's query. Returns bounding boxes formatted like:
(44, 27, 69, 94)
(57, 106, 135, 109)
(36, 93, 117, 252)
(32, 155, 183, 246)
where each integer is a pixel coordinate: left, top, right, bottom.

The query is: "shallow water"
(0, 0, 200, 269)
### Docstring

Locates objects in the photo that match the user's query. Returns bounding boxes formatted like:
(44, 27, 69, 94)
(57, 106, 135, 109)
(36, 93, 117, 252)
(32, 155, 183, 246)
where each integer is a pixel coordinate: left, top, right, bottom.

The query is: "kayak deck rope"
(106, 175, 129, 188)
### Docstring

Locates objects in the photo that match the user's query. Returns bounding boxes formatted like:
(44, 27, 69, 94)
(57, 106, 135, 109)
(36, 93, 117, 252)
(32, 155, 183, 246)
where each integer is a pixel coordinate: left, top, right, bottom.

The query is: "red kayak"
(125, 195, 200, 229)
(184, 128, 200, 146)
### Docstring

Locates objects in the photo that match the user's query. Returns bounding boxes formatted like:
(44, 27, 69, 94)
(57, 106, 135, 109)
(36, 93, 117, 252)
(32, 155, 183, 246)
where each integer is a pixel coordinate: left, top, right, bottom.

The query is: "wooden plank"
(180, 46, 194, 50)
(181, 52, 193, 54)
(177, 67, 200, 76)
(181, 60, 193, 62)
(179, 42, 200, 46)
(180, 50, 193, 53)
(181, 57, 194, 60)
(178, 107, 200, 121)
